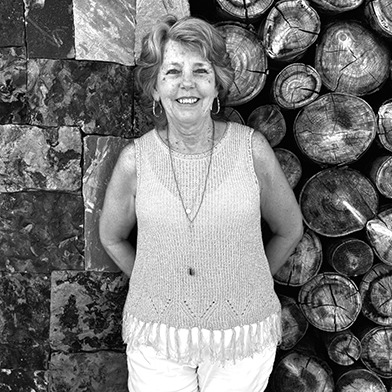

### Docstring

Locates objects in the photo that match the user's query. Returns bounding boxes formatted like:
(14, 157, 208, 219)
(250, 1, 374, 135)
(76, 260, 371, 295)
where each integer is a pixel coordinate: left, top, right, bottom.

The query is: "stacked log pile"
(191, 0, 392, 390)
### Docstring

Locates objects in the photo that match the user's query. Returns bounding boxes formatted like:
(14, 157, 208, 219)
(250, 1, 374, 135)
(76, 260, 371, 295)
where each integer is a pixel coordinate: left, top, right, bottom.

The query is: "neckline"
(154, 122, 231, 159)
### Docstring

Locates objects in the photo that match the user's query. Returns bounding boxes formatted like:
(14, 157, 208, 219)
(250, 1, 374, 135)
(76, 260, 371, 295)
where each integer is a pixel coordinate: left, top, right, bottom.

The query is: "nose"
(180, 70, 195, 89)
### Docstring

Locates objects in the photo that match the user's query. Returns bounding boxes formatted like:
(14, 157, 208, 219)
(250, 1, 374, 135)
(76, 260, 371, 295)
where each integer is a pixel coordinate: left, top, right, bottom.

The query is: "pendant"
(186, 208, 192, 215)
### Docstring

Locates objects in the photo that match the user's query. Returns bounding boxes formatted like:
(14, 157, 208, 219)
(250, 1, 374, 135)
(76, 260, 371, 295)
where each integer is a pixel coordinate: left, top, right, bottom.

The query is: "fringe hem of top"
(122, 312, 282, 366)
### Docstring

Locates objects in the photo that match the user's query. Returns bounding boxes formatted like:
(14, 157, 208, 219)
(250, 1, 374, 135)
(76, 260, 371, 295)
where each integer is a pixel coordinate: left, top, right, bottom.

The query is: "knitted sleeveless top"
(122, 122, 282, 364)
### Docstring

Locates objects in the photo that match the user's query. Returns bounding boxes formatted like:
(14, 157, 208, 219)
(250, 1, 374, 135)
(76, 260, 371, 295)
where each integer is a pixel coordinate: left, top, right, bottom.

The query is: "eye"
(166, 69, 180, 75)
(194, 68, 208, 74)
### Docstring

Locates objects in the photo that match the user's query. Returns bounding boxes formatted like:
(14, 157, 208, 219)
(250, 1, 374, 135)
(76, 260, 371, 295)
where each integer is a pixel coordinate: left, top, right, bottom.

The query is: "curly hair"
(134, 14, 234, 129)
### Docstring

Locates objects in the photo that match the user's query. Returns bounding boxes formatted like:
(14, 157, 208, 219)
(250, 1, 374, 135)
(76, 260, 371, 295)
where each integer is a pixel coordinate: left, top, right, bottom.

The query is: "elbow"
(293, 215, 305, 246)
(99, 222, 110, 253)
(99, 215, 115, 253)
(296, 217, 304, 240)
(283, 213, 304, 252)
(99, 214, 132, 253)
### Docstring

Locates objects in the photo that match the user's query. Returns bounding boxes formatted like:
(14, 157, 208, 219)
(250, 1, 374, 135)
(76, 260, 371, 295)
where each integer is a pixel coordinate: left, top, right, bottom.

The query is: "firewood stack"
(193, 0, 392, 390)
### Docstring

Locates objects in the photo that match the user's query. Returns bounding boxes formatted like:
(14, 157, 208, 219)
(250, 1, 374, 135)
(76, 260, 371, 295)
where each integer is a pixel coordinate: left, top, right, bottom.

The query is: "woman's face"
(153, 39, 218, 128)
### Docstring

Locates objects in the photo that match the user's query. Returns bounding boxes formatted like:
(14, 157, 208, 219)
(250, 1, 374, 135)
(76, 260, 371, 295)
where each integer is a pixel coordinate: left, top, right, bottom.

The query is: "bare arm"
(252, 131, 304, 276)
(99, 142, 137, 277)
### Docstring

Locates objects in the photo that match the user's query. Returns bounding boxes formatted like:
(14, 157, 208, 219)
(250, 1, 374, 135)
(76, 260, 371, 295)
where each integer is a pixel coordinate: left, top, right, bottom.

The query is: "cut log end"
(298, 272, 362, 332)
(271, 351, 334, 392)
(300, 167, 378, 237)
(335, 368, 387, 392)
(361, 326, 392, 378)
(327, 237, 374, 277)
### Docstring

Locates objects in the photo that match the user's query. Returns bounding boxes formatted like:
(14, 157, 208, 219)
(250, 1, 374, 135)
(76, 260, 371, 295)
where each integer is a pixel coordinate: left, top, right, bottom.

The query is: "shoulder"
(116, 128, 156, 168)
(227, 121, 253, 135)
(249, 129, 281, 186)
(226, 122, 271, 159)
(116, 140, 137, 172)
(250, 129, 275, 165)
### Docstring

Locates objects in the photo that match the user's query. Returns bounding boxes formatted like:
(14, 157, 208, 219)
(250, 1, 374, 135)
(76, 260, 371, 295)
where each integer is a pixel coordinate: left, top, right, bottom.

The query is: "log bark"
(314, 20, 391, 96)
(327, 237, 374, 277)
(322, 330, 362, 366)
(271, 350, 334, 392)
(216, 0, 274, 22)
(274, 148, 302, 189)
(360, 326, 392, 378)
(298, 272, 362, 332)
(366, 206, 392, 266)
(215, 22, 268, 106)
(294, 93, 377, 166)
(222, 107, 245, 124)
(260, 0, 320, 62)
(369, 155, 392, 199)
(309, 0, 364, 13)
(274, 228, 322, 286)
(247, 104, 286, 147)
(377, 99, 392, 153)
(299, 167, 379, 237)
(364, 0, 392, 39)
(272, 63, 322, 110)
(279, 294, 309, 350)
(360, 263, 392, 326)
(335, 368, 387, 392)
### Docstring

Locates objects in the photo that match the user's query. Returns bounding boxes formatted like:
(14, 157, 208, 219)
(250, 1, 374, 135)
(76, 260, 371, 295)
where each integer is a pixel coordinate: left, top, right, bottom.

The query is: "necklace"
(167, 121, 215, 225)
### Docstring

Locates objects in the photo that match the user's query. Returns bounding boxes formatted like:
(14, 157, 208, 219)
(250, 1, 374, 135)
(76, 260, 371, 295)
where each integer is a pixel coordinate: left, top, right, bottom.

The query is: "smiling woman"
(99, 14, 303, 392)
(152, 39, 218, 139)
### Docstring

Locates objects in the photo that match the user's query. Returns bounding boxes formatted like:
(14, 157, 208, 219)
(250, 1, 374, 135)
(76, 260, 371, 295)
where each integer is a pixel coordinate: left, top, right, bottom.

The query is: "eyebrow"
(164, 61, 211, 67)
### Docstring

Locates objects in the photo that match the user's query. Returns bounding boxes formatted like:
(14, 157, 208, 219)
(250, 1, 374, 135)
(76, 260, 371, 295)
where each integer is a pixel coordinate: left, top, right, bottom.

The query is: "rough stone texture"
(50, 270, 128, 352)
(0, 0, 25, 47)
(0, 47, 28, 124)
(0, 273, 50, 370)
(0, 369, 47, 392)
(49, 351, 127, 391)
(135, 0, 190, 61)
(73, 0, 136, 66)
(133, 97, 154, 136)
(83, 136, 131, 272)
(26, 59, 134, 136)
(25, 0, 75, 59)
(0, 192, 84, 274)
(0, 125, 82, 192)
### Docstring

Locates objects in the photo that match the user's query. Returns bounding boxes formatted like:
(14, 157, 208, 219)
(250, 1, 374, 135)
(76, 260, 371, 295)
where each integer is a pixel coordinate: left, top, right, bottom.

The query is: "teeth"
(178, 98, 198, 104)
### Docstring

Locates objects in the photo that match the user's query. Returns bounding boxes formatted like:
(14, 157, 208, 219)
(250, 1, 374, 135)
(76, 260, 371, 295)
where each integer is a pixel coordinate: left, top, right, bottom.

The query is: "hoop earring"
(153, 100, 163, 118)
(211, 97, 220, 114)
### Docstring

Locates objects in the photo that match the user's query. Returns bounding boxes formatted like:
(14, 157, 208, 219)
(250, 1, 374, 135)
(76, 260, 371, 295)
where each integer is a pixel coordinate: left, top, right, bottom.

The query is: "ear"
(214, 85, 219, 98)
(152, 88, 160, 102)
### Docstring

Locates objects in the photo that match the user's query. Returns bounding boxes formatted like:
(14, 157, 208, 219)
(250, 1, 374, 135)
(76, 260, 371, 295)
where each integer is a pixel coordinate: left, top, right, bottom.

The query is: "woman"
(100, 14, 303, 392)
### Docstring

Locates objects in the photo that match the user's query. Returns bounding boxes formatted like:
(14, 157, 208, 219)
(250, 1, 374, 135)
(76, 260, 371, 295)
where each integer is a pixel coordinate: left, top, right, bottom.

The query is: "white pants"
(126, 343, 277, 392)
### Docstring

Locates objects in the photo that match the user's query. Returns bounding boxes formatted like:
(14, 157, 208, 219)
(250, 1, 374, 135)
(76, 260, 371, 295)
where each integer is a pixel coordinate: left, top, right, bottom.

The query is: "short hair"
(134, 14, 234, 129)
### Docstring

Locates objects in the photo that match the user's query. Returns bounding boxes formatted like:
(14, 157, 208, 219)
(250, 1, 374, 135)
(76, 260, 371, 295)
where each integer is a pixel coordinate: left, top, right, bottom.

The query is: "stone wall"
(0, 0, 189, 390)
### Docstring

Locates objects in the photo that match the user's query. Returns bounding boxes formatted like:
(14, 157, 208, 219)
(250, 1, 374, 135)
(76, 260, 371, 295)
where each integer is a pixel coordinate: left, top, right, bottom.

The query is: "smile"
(176, 97, 199, 104)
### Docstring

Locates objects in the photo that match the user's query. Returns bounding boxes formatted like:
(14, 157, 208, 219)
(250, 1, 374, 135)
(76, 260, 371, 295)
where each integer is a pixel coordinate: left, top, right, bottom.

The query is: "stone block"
(0, 0, 25, 47)
(0, 273, 50, 370)
(0, 192, 84, 273)
(0, 47, 27, 124)
(83, 135, 132, 272)
(133, 97, 154, 136)
(73, 0, 136, 66)
(26, 59, 134, 136)
(0, 125, 82, 192)
(0, 369, 47, 392)
(48, 351, 127, 391)
(50, 270, 128, 352)
(25, 0, 75, 59)
(135, 0, 190, 61)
